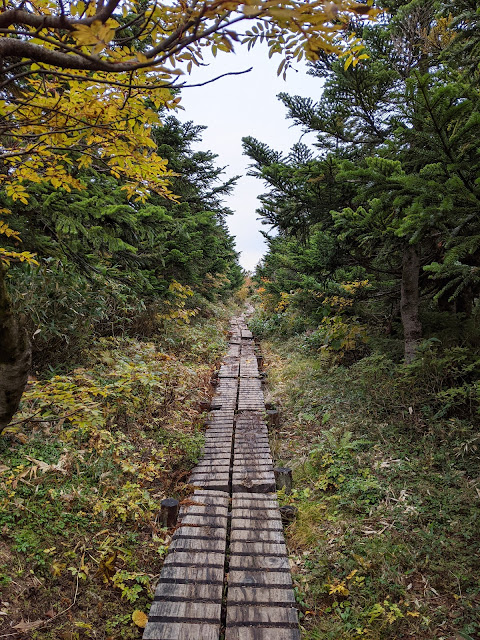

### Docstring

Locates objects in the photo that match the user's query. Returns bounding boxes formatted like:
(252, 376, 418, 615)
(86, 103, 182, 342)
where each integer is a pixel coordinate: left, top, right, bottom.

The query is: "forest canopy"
(246, 0, 480, 365)
(0, 0, 379, 427)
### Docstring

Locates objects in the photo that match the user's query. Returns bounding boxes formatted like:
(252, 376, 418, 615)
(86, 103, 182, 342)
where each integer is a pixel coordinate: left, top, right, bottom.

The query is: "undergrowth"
(0, 305, 235, 639)
(263, 335, 480, 640)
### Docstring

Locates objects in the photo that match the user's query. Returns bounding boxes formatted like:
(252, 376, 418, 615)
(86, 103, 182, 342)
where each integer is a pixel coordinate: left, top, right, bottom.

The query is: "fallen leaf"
(13, 619, 45, 631)
(132, 610, 148, 628)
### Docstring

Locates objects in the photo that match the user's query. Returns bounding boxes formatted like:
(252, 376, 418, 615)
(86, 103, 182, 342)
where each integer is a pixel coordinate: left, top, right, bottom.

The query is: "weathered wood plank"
(154, 582, 223, 602)
(230, 541, 287, 556)
(163, 551, 225, 567)
(227, 586, 295, 605)
(159, 565, 224, 583)
(190, 466, 231, 474)
(170, 537, 226, 553)
(148, 601, 221, 620)
(180, 512, 228, 525)
(232, 495, 278, 504)
(191, 490, 230, 501)
(233, 509, 281, 519)
(231, 518, 282, 531)
(230, 529, 284, 543)
(143, 622, 220, 640)
(225, 628, 301, 640)
(179, 506, 228, 518)
(188, 481, 230, 492)
(174, 526, 226, 540)
(232, 481, 276, 494)
(228, 556, 291, 572)
(226, 605, 298, 625)
(232, 465, 273, 473)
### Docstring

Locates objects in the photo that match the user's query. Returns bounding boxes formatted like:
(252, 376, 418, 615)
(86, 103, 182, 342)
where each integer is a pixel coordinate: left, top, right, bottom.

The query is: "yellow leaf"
(51, 561, 66, 576)
(132, 610, 148, 628)
(344, 55, 354, 70)
(243, 5, 260, 16)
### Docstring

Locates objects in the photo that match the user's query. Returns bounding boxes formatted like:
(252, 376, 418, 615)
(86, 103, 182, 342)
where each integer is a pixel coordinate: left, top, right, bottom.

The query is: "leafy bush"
(303, 316, 369, 365)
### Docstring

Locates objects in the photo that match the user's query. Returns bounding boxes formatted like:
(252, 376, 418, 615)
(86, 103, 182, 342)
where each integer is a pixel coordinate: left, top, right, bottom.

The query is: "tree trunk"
(401, 245, 422, 364)
(0, 263, 32, 431)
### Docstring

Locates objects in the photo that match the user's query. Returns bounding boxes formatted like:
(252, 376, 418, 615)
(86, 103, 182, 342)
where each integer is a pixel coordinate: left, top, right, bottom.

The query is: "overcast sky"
(177, 44, 323, 271)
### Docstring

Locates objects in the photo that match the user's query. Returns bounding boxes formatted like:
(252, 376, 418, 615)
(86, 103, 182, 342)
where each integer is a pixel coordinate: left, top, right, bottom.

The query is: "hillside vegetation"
(245, 1, 480, 638)
(0, 114, 245, 637)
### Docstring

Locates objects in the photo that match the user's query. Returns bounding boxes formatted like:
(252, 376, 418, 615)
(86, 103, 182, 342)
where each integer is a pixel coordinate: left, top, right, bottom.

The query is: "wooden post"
(266, 409, 279, 429)
(199, 401, 210, 412)
(274, 467, 293, 494)
(256, 355, 264, 371)
(160, 498, 179, 528)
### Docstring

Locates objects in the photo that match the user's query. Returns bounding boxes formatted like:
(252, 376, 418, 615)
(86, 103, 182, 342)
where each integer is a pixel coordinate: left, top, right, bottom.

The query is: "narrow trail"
(143, 310, 300, 640)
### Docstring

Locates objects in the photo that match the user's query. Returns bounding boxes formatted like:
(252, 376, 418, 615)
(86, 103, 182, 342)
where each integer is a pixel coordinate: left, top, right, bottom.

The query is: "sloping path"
(143, 312, 300, 640)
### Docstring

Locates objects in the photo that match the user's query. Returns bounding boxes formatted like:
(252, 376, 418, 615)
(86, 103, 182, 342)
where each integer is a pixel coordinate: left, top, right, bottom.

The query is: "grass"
(0, 305, 236, 639)
(262, 335, 480, 640)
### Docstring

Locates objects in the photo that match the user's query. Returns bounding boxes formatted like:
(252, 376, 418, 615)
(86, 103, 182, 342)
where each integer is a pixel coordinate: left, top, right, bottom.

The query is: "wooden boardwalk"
(143, 313, 300, 640)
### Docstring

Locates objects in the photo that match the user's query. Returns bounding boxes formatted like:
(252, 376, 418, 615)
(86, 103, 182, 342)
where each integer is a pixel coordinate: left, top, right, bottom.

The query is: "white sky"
(177, 44, 323, 271)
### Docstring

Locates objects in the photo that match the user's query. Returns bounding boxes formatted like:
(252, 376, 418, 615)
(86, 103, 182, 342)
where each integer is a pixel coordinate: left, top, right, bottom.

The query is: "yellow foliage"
(0, 0, 378, 231)
(327, 580, 350, 596)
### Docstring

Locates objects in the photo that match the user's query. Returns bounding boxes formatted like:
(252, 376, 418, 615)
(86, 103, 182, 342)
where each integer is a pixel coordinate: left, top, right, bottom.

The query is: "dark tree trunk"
(0, 264, 32, 431)
(401, 245, 422, 364)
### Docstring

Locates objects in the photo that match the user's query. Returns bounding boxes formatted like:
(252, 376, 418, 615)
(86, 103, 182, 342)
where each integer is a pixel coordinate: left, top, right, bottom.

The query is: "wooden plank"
(232, 480, 275, 493)
(190, 466, 231, 474)
(160, 565, 224, 583)
(227, 586, 295, 605)
(226, 606, 298, 625)
(228, 556, 291, 572)
(233, 509, 280, 519)
(174, 526, 226, 540)
(180, 514, 228, 527)
(189, 481, 230, 492)
(170, 537, 226, 553)
(231, 518, 282, 531)
(230, 529, 284, 543)
(232, 492, 278, 509)
(225, 628, 301, 640)
(148, 601, 221, 620)
(191, 490, 229, 501)
(154, 582, 223, 601)
(179, 507, 229, 520)
(235, 453, 273, 462)
(163, 551, 224, 567)
(232, 465, 273, 473)
(189, 472, 230, 481)
(231, 473, 276, 483)
(143, 622, 220, 640)
(230, 541, 287, 556)
(232, 479, 276, 493)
